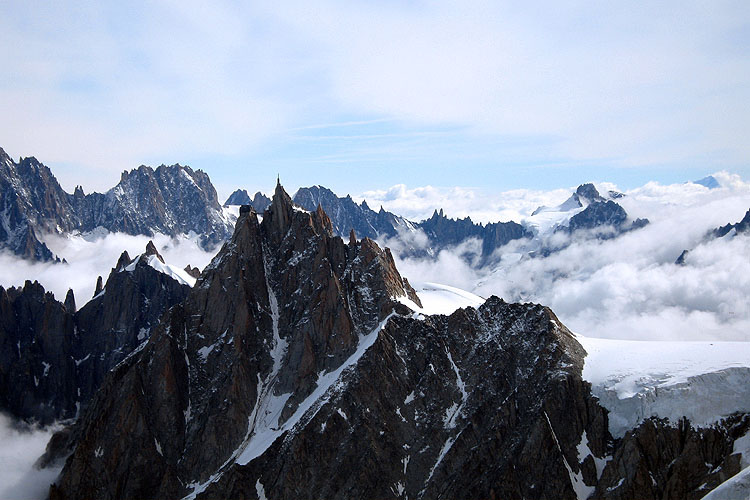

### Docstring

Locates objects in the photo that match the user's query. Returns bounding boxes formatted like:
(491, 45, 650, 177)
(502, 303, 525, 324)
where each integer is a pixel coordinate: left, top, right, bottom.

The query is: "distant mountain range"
(4, 145, 743, 272)
(230, 183, 644, 262)
(0, 147, 233, 261)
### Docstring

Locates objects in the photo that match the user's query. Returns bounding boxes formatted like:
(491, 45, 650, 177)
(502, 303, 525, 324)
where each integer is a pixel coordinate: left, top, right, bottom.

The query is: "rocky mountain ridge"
(291, 185, 534, 260)
(46, 181, 422, 498)
(292, 185, 415, 240)
(224, 189, 271, 212)
(0, 147, 232, 261)
(2, 144, 650, 268)
(288, 183, 646, 262)
(35, 183, 747, 500)
(0, 242, 191, 424)
(714, 208, 750, 238)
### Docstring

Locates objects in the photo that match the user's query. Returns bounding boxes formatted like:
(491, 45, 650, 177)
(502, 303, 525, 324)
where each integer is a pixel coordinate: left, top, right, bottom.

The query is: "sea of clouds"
(0, 232, 218, 308)
(380, 172, 750, 341)
(0, 414, 63, 500)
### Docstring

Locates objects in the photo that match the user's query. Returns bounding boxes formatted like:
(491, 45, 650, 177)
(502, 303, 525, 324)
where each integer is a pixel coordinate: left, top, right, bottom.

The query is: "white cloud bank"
(388, 174, 750, 341)
(0, 232, 218, 306)
(0, 414, 62, 500)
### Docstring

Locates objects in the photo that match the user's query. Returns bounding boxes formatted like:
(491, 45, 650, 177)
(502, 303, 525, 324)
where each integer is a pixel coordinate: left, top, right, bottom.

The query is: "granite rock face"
(592, 415, 750, 500)
(48, 182, 422, 499)
(36, 184, 750, 500)
(0, 280, 77, 422)
(48, 183, 615, 500)
(201, 298, 610, 500)
(0, 242, 191, 424)
(0, 146, 233, 260)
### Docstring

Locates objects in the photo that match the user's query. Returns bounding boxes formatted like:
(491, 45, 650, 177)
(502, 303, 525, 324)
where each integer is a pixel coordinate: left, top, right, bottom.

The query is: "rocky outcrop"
(63, 289, 76, 313)
(0, 146, 233, 260)
(0, 243, 191, 425)
(184, 265, 201, 279)
(592, 415, 750, 500)
(0, 281, 77, 422)
(675, 249, 689, 265)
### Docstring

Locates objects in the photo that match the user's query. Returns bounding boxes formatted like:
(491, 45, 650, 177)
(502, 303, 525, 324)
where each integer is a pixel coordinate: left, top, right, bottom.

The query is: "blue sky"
(1, 1, 749, 200)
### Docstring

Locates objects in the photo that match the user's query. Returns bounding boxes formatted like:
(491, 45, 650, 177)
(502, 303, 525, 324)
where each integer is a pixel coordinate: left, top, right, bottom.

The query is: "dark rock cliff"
(0, 242, 191, 424)
(32, 184, 750, 500)
(592, 415, 750, 500)
(47, 183, 614, 500)
(0, 280, 77, 422)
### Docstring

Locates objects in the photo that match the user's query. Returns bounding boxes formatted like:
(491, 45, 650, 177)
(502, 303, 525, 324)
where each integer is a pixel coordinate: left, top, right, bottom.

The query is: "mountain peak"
(268, 181, 295, 233)
(575, 183, 604, 202)
(64, 288, 76, 312)
(115, 251, 132, 270)
(144, 240, 165, 264)
(694, 175, 720, 189)
(224, 189, 250, 206)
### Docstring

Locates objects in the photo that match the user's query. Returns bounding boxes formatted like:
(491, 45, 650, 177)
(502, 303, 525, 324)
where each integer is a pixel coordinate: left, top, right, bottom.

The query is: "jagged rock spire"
(115, 251, 132, 271)
(64, 289, 76, 313)
(93, 276, 103, 297)
(183, 265, 201, 279)
(268, 180, 294, 234)
(144, 240, 165, 263)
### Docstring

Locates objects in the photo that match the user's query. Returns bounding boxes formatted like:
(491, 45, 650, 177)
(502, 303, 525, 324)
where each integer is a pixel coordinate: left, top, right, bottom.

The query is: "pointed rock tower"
(50, 182, 422, 499)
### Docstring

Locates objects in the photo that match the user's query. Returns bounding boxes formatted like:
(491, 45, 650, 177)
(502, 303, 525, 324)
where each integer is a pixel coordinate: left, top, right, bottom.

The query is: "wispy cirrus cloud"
(1, 1, 749, 194)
